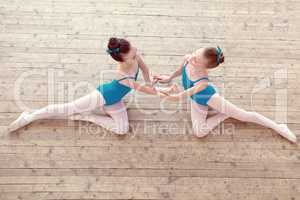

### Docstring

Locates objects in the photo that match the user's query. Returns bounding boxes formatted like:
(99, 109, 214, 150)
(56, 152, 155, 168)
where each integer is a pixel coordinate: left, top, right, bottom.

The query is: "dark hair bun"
(107, 37, 130, 62)
(108, 37, 120, 50)
(203, 47, 224, 68)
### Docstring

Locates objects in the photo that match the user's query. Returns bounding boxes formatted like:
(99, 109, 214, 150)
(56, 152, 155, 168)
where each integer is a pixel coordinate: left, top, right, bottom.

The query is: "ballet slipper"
(8, 111, 33, 132)
(278, 124, 297, 143)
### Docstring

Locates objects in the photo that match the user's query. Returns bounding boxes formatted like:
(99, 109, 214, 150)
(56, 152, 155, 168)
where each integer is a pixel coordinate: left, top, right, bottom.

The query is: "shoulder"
(115, 70, 130, 80)
(181, 54, 191, 67)
(136, 54, 148, 70)
(194, 79, 209, 88)
(184, 54, 192, 62)
(136, 54, 144, 63)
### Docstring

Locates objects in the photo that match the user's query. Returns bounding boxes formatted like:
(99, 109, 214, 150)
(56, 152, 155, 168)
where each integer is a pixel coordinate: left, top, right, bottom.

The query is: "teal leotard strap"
(117, 76, 136, 82)
(134, 67, 139, 80)
(117, 66, 139, 82)
(192, 77, 209, 83)
(183, 61, 209, 83)
(183, 61, 188, 68)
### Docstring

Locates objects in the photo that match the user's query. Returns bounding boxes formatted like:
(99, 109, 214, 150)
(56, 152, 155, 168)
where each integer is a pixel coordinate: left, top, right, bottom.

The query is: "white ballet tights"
(71, 101, 129, 134)
(10, 91, 295, 141)
(191, 93, 286, 137)
(191, 100, 228, 137)
(15, 90, 129, 134)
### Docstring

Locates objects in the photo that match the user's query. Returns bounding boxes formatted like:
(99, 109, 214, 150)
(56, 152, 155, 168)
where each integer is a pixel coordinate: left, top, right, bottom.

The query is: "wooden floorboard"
(0, 0, 299, 199)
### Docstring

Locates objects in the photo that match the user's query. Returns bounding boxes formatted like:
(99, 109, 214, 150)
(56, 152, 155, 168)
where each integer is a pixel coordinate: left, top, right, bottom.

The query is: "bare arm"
(169, 58, 186, 80)
(119, 79, 157, 95)
(160, 81, 209, 101)
(154, 55, 190, 83)
(136, 54, 152, 85)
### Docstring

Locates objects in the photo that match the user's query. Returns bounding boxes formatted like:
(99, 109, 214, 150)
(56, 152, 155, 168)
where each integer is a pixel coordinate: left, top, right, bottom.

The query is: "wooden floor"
(1, 0, 300, 199)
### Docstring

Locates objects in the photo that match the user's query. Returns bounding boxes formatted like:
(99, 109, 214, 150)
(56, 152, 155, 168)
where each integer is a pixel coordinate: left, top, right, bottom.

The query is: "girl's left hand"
(153, 75, 172, 83)
(151, 78, 159, 86)
(157, 91, 169, 98)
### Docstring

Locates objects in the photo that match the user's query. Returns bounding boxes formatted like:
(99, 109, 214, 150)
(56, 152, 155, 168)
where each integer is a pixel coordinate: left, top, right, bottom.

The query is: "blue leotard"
(97, 67, 139, 106)
(182, 62, 216, 106)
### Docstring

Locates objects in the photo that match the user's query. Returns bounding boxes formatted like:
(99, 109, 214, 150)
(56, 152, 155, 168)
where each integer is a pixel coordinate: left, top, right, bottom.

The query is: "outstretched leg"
(70, 101, 129, 135)
(191, 101, 228, 137)
(9, 90, 104, 132)
(207, 93, 297, 143)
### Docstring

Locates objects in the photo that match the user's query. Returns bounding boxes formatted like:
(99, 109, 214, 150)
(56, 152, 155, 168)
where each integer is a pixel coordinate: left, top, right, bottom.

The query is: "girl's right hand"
(153, 75, 172, 83)
(157, 91, 169, 98)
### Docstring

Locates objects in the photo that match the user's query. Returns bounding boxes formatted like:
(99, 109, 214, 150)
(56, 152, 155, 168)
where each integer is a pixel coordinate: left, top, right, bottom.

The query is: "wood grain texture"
(0, 0, 299, 199)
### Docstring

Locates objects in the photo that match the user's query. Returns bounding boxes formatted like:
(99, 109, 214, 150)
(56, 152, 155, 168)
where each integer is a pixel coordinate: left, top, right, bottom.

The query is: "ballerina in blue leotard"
(8, 37, 171, 134)
(154, 47, 297, 143)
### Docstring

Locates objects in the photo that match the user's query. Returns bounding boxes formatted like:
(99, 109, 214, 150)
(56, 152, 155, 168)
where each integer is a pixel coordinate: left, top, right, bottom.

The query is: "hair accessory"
(106, 47, 120, 54)
(216, 46, 222, 64)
